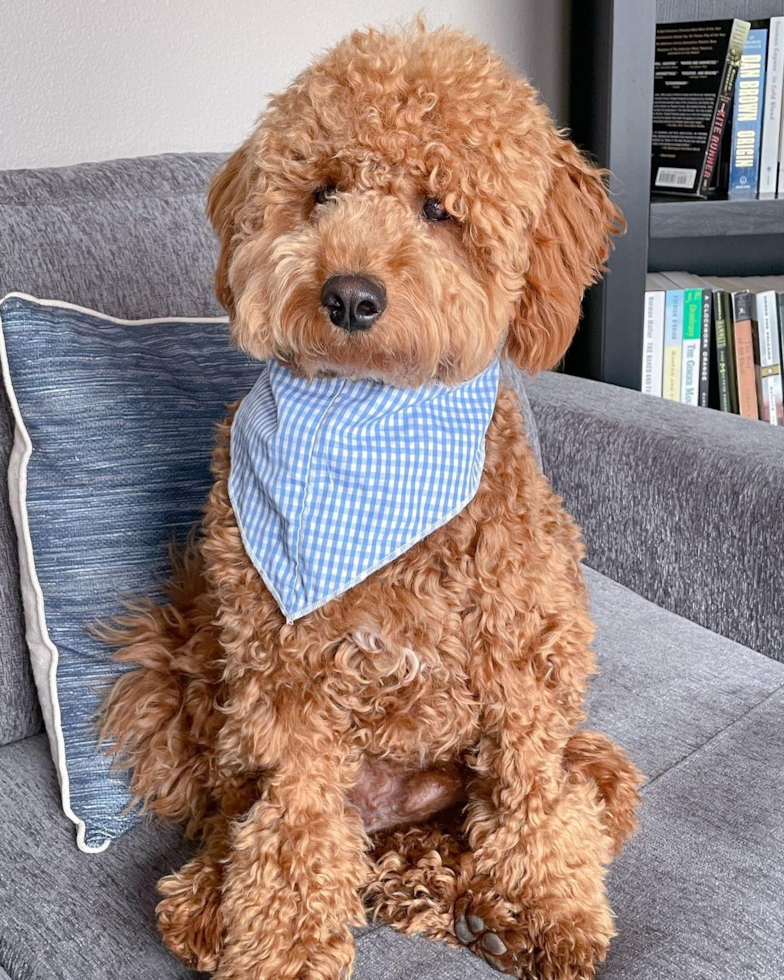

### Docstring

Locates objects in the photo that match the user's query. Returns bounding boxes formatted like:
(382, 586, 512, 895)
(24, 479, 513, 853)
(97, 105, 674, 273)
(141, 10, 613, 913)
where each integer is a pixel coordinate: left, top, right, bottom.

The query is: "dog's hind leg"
(564, 729, 643, 856)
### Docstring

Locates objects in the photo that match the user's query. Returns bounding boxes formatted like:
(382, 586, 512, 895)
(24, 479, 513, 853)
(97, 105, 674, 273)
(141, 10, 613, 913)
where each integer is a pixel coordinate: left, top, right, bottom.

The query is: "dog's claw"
(481, 931, 507, 956)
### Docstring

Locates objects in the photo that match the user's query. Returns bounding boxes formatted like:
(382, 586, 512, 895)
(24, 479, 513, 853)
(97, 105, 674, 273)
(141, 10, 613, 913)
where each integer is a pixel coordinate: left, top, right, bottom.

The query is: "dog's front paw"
(157, 861, 223, 971)
(453, 886, 610, 980)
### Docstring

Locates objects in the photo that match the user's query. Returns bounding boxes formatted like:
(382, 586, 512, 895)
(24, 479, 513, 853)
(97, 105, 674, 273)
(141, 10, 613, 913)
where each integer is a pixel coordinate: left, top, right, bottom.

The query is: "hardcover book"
(729, 28, 768, 199)
(681, 288, 703, 406)
(697, 288, 712, 407)
(759, 17, 784, 199)
(779, 294, 784, 360)
(651, 19, 750, 198)
(731, 290, 761, 419)
(713, 290, 736, 413)
(704, 276, 747, 415)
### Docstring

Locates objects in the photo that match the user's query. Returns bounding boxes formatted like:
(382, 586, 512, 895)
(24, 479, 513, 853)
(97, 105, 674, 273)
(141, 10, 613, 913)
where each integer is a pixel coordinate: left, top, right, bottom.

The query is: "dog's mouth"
(281, 338, 434, 388)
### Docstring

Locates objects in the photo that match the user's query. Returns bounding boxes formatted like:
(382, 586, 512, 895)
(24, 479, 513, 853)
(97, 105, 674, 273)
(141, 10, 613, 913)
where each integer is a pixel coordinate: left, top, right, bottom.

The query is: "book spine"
(750, 293, 765, 419)
(681, 289, 702, 406)
(775, 294, 784, 425)
(722, 291, 740, 414)
(713, 291, 733, 412)
(700, 21, 749, 194)
(663, 290, 684, 402)
(760, 18, 784, 198)
(729, 29, 768, 199)
(698, 288, 712, 407)
(641, 290, 665, 397)
(757, 291, 783, 425)
(733, 291, 760, 419)
(779, 293, 784, 365)
(780, 104, 784, 194)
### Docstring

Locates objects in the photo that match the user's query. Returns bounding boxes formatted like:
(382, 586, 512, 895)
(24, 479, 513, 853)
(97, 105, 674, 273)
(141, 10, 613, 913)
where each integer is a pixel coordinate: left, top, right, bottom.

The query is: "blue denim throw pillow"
(0, 294, 260, 851)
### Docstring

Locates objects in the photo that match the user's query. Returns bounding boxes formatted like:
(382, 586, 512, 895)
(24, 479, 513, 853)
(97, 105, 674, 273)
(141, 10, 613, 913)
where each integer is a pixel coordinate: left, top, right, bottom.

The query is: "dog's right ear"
(207, 141, 253, 314)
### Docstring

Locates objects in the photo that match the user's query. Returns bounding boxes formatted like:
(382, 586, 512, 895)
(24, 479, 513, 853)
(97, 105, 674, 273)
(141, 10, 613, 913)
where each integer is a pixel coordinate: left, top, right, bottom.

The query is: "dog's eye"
(313, 184, 338, 205)
(422, 198, 450, 222)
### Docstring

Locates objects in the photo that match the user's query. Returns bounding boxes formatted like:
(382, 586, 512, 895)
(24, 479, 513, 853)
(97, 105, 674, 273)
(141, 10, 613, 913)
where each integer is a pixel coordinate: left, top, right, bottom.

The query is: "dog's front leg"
(215, 737, 369, 980)
(461, 665, 616, 980)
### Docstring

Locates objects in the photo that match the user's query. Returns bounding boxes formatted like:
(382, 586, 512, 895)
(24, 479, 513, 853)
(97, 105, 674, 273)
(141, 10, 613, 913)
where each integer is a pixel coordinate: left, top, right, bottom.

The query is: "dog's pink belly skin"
(349, 755, 467, 833)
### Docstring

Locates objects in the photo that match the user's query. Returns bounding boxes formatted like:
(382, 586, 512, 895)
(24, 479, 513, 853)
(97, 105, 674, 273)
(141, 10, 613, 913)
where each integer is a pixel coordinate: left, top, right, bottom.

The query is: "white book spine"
(641, 290, 665, 397)
(758, 291, 783, 425)
(761, 18, 784, 198)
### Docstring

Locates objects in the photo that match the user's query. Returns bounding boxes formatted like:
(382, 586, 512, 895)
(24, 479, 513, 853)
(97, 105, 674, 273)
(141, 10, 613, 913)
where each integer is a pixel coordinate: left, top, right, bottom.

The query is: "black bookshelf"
(565, 0, 784, 390)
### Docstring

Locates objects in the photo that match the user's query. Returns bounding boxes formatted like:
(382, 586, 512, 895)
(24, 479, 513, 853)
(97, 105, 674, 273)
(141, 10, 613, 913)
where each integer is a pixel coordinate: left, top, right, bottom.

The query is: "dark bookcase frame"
(566, 0, 784, 389)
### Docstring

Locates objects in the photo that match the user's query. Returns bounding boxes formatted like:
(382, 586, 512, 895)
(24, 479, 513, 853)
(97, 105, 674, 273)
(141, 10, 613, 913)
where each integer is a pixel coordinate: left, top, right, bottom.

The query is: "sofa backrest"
(0, 151, 540, 746)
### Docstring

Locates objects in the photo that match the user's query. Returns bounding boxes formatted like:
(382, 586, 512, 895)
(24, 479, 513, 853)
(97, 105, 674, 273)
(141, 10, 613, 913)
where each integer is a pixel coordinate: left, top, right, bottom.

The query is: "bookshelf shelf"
(650, 199, 784, 238)
(565, 0, 784, 391)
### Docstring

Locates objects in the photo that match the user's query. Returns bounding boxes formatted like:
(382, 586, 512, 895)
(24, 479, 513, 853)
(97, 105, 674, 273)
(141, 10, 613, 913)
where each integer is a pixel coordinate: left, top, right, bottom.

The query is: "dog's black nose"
(321, 275, 387, 332)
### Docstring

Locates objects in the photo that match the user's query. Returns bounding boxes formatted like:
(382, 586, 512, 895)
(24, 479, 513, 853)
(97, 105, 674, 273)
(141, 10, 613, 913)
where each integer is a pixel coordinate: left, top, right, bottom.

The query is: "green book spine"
(681, 289, 703, 406)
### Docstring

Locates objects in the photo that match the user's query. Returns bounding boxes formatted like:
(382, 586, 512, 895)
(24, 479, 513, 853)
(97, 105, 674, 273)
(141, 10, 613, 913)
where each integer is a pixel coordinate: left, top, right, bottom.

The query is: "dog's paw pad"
(453, 894, 519, 974)
(468, 913, 486, 934)
(481, 931, 507, 956)
(455, 912, 477, 945)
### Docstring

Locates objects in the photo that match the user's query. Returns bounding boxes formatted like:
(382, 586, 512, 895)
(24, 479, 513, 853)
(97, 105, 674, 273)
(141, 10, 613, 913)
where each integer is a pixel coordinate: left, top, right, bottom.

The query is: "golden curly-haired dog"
(101, 22, 642, 980)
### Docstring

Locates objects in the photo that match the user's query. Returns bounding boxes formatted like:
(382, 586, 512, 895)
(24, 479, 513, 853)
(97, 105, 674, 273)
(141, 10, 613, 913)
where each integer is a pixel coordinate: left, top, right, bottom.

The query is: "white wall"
(2, 0, 569, 170)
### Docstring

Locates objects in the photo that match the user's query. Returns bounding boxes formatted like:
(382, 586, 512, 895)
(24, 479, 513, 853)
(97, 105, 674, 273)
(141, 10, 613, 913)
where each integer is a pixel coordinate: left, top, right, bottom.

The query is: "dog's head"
(209, 25, 621, 386)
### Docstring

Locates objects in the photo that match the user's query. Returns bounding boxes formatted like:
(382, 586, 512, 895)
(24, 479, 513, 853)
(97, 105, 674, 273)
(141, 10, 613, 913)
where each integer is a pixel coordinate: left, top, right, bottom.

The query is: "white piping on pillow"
(0, 292, 228, 853)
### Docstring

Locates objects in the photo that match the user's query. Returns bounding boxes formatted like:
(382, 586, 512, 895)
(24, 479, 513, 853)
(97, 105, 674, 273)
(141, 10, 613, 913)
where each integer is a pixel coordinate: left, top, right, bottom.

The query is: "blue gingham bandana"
(228, 358, 500, 622)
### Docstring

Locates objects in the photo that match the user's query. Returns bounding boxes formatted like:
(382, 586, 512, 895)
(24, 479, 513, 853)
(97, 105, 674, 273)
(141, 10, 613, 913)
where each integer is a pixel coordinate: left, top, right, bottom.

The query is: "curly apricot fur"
(101, 21, 639, 980)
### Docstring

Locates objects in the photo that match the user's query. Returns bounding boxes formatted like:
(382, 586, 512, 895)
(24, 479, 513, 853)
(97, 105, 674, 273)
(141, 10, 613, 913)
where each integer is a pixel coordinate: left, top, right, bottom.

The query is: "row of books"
(641, 273, 784, 426)
(652, 17, 784, 199)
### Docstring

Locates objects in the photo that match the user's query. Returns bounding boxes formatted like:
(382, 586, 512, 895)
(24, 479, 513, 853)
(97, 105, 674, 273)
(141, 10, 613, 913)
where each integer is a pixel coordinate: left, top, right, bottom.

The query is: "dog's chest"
(325, 615, 482, 762)
(261, 476, 507, 761)
(218, 387, 538, 762)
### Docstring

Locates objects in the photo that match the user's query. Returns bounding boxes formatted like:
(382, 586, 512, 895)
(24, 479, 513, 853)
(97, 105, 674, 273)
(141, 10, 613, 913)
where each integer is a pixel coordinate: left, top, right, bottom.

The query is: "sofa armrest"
(526, 371, 783, 662)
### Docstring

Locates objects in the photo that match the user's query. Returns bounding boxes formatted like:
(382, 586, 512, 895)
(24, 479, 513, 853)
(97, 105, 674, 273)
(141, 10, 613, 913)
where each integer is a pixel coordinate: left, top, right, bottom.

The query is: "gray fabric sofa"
(1, 153, 782, 980)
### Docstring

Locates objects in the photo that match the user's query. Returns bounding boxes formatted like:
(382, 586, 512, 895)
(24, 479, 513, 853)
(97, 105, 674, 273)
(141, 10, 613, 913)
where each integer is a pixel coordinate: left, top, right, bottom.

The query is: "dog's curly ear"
(207, 141, 254, 314)
(506, 138, 623, 374)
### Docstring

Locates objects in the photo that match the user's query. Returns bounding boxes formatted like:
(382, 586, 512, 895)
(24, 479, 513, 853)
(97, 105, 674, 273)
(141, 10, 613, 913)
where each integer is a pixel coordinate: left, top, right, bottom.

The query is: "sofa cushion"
(0, 152, 541, 748)
(1, 569, 781, 980)
(604, 686, 784, 980)
(582, 567, 784, 782)
(526, 369, 784, 664)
